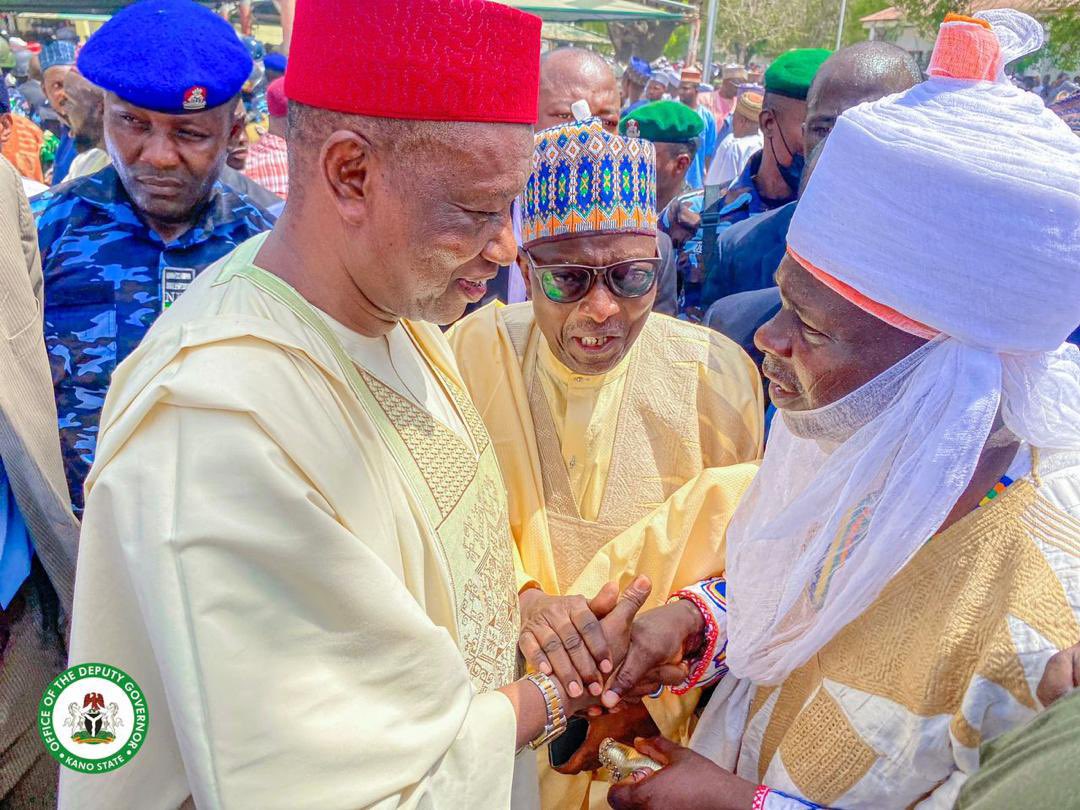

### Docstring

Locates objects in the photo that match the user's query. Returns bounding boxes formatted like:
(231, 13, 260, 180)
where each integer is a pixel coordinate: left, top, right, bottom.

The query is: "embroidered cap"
(285, 0, 541, 124)
(39, 39, 76, 73)
(521, 118, 656, 247)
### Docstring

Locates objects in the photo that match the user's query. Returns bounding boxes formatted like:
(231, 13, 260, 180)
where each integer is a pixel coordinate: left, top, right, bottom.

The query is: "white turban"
(721, 9, 1080, 700)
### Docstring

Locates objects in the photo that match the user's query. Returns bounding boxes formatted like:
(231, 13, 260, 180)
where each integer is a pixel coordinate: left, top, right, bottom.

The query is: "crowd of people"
(0, 0, 1077, 808)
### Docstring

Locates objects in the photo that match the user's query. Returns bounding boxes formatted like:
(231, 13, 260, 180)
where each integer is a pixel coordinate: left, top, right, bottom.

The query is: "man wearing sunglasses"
(449, 117, 763, 810)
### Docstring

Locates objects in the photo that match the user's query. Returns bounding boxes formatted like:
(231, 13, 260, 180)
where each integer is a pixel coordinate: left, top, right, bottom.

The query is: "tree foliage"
(605, 1, 684, 63)
(892, 0, 960, 35)
(840, 0, 893, 46)
(1045, 9, 1080, 73)
(612, 0, 1080, 75)
(659, 0, 883, 65)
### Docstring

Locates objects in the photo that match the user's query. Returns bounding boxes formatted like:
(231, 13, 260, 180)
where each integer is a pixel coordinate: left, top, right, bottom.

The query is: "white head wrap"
(721, 8, 1080, 698)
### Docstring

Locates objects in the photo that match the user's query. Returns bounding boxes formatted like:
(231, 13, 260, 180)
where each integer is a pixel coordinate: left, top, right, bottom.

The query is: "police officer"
(33, 0, 278, 512)
(619, 101, 704, 315)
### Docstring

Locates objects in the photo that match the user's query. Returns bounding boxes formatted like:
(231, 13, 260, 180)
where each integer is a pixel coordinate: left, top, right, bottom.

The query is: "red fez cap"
(286, 0, 541, 125)
(267, 77, 288, 118)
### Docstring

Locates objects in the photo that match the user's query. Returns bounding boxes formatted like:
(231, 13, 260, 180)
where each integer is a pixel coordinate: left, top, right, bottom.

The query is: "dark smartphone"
(547, 715, 590, 769)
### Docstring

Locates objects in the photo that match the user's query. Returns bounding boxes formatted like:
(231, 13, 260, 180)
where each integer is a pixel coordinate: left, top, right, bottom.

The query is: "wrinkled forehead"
(419, 121, 533, 200)
(43, 64, 72, 84)
(776, 254, 880, 334)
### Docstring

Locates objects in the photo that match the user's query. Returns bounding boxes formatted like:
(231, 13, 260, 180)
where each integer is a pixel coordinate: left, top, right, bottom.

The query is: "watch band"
(526, 672, 568, 749)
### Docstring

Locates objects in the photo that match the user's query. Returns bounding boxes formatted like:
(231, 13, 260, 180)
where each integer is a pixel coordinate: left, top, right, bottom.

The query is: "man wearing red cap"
(62, 1, 650, 808)
(244, 77, 289, 199)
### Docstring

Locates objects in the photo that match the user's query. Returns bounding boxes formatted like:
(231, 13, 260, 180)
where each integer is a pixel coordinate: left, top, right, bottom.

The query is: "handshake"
(517, 577, 707, 722)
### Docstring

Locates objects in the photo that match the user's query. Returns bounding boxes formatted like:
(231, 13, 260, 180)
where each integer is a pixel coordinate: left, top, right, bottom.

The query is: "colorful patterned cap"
(521, 118, 656, 247)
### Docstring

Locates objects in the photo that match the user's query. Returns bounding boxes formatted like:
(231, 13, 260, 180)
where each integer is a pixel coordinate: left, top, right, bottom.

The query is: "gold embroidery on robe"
(780, 689, 878, 806)
(357, 367, 518, 692)
(751, 479, 1080, 802)
(523, 316, 760, 591)
(225, 262, 520, 694)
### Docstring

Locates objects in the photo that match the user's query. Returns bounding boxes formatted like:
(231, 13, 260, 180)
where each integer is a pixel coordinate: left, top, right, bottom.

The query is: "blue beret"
(263, 52, 287, 73)
(39, 40, 76, 73)
(77, 0, 253, 115)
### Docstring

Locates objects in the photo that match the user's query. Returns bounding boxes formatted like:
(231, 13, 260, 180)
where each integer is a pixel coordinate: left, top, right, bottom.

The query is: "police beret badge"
(183, 86, 208, 111)
(76, 0, 253, 115)
(626, 119, 640, 138)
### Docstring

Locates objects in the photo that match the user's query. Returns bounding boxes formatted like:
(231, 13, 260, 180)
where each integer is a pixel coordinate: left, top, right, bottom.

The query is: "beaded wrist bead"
(668, 577, 728, 695)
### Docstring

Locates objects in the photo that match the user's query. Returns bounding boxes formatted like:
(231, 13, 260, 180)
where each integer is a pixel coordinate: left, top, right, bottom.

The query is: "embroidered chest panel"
(361, 368, 519, 691)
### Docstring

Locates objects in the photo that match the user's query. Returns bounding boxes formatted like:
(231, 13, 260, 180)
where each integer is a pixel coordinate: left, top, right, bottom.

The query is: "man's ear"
(759, 108, 775, 139)
(676, 153, 692, 175)
(518, 248, 533, 294)
(320, 130, 374, 225)
(227, 112, 244, 146)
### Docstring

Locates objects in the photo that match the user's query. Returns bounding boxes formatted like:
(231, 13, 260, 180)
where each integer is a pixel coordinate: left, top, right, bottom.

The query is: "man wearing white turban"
(601, 10, 1080, 810)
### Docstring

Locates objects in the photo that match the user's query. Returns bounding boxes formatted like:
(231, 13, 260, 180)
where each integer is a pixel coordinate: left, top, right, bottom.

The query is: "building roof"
(861, 0, 1071, 25)
(861, 6, 904, 23)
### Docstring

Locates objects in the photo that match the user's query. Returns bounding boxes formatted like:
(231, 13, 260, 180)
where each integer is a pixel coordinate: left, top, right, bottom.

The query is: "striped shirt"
(244, 132, 289, 200)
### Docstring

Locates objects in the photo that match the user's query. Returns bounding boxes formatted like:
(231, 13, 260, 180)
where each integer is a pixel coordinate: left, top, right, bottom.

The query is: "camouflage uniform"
(33, 165, 277, 512)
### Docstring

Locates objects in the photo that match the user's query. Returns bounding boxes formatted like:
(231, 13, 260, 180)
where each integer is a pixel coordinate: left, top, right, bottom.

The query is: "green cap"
(0, 39, 13, 71)
(619, 100, 704, 143)
(765, 48, 831, 100)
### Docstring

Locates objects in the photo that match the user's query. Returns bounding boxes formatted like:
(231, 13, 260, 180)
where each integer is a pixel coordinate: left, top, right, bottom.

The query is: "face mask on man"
(770, 125, 803, 196)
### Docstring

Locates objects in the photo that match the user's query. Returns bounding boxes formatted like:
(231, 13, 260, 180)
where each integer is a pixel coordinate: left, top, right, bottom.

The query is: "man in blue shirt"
(38, 38, 78, 184)
(34, 0, 276, 512)
(660, 49, 831, 318)
(676, 64, 718, 190)
(699, 43, 923, 312)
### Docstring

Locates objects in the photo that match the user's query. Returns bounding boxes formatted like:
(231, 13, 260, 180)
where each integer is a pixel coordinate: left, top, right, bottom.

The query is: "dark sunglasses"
(523, 250, 661, 305)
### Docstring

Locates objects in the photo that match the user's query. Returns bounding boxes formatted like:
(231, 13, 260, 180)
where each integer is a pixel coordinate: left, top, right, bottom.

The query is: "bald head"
(804, 42, 921, 153)
(537, 47, 620, 133)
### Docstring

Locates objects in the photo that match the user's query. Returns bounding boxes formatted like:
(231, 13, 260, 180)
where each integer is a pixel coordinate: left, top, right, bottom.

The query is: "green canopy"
(541, 22, 610, 45)
(497, 0, 686, 22)
(4, 0, 690, 18)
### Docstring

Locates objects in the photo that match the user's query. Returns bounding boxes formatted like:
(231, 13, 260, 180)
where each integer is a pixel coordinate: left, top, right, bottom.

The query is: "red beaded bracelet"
(669, 591, 719, 696)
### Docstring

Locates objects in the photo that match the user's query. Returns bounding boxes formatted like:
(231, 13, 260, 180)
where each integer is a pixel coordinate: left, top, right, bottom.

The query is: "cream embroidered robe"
(692, 448, 1080, 809)
(59, 234, 530, 810)
(449, 302, 763, 809)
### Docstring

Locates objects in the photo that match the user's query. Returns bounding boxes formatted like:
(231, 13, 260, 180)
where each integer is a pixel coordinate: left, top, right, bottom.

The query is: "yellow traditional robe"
(449, 302, 763, 809)
(59, 234, 532, 810)
(693, 447, 1080, 809)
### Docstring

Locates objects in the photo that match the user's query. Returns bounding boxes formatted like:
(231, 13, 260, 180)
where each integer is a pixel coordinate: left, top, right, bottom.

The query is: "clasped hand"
(518, 586, 706, 711)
